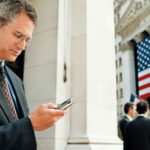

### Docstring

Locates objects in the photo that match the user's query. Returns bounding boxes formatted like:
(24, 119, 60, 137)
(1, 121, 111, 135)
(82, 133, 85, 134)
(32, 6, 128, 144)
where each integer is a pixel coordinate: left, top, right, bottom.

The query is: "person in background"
(119, 102, 136, 140)
(0, 0, 66, 149)
(124, 101, 150, 150)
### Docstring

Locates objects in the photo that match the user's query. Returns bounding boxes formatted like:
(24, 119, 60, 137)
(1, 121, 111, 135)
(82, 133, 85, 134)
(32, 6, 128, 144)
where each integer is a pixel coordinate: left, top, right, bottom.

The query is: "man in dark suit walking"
(124, 101, 150, 150)
(119, 102, 136, 140)
(0, 0, 66, 149)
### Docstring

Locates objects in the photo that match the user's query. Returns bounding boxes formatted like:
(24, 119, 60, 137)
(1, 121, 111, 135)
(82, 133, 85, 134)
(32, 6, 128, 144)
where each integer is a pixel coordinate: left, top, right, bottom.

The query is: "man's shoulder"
(127, 116, 150, 130)
(120, 116, 129, 121)
(129, 116, 149, 125)
(119, 116, 129, 125)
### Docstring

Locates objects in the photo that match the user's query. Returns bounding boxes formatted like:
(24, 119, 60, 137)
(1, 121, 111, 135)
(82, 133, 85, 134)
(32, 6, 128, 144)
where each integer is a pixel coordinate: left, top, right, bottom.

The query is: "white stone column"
(67, 0, 122, 149)
(122, 43, 136, 103)
(24, 0, 71, 150)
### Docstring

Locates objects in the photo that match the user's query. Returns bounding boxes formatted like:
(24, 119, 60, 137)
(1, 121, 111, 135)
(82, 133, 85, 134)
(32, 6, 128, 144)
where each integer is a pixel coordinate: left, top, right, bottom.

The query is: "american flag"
(137, 36, 150, 99)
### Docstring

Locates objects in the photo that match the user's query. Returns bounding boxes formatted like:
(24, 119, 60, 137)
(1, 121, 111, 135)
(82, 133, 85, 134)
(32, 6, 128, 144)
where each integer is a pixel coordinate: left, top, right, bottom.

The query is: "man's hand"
(28, 103, 65, 131)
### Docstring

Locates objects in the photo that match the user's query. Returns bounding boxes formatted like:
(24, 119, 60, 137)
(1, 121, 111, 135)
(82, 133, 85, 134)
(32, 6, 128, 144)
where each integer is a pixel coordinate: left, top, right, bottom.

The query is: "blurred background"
(114, 0, 150, 120)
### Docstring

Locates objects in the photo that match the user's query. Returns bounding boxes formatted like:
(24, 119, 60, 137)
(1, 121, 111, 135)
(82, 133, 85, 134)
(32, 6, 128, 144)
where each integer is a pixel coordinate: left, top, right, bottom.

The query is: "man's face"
(129, 105, 137, 118)
(0, 12, 35, 62)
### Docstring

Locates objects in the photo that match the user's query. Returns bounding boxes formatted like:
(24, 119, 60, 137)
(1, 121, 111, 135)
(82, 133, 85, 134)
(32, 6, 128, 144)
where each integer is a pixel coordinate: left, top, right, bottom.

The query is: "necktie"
(0, 66, 18, 120)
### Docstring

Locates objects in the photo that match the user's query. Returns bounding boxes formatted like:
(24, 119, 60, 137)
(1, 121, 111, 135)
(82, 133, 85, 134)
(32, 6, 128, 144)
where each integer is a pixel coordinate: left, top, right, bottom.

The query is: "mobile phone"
(57, 98, 74, 110)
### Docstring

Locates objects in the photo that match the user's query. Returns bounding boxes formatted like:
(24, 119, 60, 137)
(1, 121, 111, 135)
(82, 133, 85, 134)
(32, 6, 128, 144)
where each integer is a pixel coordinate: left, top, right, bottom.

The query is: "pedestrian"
(119, 102, 136, 140)
(124, 101, 150, 150)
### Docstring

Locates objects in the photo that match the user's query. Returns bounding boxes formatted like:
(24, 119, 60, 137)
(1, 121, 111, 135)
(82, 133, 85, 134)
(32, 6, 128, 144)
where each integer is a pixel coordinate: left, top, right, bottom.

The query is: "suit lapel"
(5, 66, 29, 117)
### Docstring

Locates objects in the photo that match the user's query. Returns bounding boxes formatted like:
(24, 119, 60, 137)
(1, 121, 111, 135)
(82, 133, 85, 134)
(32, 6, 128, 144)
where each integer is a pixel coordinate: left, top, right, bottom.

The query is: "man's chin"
(5, 57, 17, 62)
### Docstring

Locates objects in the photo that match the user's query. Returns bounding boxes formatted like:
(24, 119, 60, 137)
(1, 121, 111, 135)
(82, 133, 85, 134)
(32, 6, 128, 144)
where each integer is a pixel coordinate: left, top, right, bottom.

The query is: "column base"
(66, 143, 122, 150)
(66, 136, 123, 150)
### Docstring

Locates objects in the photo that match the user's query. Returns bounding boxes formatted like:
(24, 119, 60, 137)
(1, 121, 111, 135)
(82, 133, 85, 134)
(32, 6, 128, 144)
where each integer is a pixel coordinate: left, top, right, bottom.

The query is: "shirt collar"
(0, 60, 5, 67)
(137, 114, 147, 118)
(125, 114, 133, 121)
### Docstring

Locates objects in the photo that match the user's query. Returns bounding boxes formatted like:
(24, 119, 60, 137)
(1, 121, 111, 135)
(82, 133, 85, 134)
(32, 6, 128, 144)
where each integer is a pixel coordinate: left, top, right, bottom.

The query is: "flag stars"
(137, 37, 150, 72)
(145, 62, 148, 65)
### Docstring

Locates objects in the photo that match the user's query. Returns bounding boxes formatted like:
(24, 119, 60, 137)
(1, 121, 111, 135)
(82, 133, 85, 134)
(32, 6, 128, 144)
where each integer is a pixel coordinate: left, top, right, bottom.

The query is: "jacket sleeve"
(124, 124, 130, 150)
(120, 119, 128, 140)
(0, 117, 37, 150)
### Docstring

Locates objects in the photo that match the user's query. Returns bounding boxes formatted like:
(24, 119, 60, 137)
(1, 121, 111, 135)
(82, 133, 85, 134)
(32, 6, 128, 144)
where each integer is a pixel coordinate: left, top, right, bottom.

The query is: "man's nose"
(16, 40, 26, 50)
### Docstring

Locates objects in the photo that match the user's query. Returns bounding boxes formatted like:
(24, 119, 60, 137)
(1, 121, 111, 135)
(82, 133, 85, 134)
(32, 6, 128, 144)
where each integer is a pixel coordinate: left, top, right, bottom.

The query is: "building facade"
(23, 0, 122, 150)
(115, 0, 150, 119)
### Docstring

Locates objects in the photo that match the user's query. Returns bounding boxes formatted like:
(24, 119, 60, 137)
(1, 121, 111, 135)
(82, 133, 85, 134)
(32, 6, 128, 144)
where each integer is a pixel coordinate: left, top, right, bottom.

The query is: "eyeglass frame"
(13, 31, 32, 47)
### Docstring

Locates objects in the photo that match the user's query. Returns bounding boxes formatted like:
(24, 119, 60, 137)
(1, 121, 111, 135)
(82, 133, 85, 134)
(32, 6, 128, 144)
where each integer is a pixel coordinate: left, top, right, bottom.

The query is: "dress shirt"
(125, 114, 133, 121)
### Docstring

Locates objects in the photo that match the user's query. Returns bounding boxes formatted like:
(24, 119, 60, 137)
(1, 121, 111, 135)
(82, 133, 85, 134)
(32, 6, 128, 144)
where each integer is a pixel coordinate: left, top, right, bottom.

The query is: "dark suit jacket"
(119, 115, 130, 140)
(124, 116, 150, 150)
(0, 66, 36, 150)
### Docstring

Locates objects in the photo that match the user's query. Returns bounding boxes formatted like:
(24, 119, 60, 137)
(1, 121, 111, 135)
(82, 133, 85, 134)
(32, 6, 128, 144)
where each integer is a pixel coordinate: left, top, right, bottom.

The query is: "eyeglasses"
(13, 32, 32, 47)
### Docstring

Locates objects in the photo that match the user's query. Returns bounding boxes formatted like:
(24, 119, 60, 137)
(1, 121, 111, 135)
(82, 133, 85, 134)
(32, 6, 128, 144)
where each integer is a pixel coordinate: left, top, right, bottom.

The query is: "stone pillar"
(67, 0, 122, 149)
(24, 0, 71, 150)
(121, 42, 136, 102)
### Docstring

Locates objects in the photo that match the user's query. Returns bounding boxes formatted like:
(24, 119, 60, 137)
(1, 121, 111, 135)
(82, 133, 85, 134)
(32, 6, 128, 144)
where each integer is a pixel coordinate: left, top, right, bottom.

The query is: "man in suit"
(0, 0, 66, 149)
(119, 102, 136, 140)
(124, 101, 150, 150)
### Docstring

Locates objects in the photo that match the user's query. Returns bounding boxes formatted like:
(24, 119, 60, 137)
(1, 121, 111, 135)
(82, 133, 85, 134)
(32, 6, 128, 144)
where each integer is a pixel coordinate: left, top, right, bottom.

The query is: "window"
(119, 57, 122, 66)
(118, 43, 121, 51)
(120, 88, 123, 98)
(116, 60, 118, 68)
(115, 45, 117, 53)
(116, 75, 118, 83)
(116, 90, 119, 99)
(119, 72, 123, 82)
